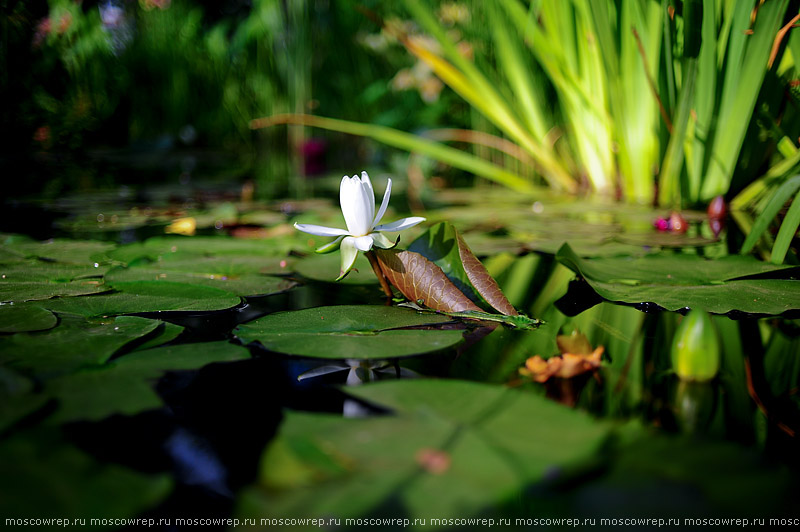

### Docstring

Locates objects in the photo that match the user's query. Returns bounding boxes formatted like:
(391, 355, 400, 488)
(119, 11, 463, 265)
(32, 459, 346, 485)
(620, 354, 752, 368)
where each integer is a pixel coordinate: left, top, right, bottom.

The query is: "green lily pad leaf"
(234, 305, 463, 359)
(237, 379, 609, 522)
(0, 314, 160, 378)
(556, 243, 800, 314)
(105, 257, 296, 297)
(0, 367, 48, 432)
(0, 305, 57, 333)
(2, 239, 116, 265)
(131, 321, 184, 352)
(107, 235, 294, 265)
(0, 261, 110, 303)
(0, 428, 171, 519)
(43, 281, 241, 317)
(407, 222, 517, 315)
(45, 341, 249, 423)
(294, 253, 377, 284)
(56, 210, 171, 234)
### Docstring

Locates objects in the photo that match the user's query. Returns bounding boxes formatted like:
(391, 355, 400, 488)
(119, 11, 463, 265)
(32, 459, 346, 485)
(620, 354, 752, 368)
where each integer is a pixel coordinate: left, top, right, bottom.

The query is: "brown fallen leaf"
(374, 248, 481, 313)
(456, 234, 518, 316)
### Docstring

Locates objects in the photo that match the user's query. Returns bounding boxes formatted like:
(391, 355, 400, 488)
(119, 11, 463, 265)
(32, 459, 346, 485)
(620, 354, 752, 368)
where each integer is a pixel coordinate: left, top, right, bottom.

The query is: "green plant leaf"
(0, 314, 161, 378)
(2, 239, 116, 265)
(0, 367, 48, 432)
(43, 281, 241, 317)
(0, 261, 110, 303)
(740, 175, 800, 255)
(234, 305, 464, 359)
(107, 235, 295, 265)
(105, 258, 296, 297)
(237, 379, 610, 522)
(557, 243, 800, 315)
(0, 428, 171, 519)
(0, 305, 57, 333)
(45, 341, 250, 423)
(294, 252, 377, 284)
(130, 321, 184, 352)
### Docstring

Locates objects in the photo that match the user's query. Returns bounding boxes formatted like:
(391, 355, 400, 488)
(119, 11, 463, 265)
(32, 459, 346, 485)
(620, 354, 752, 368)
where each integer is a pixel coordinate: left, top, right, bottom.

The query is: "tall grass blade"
(740, 174, 800, 254)
(770, 191, 800, 264)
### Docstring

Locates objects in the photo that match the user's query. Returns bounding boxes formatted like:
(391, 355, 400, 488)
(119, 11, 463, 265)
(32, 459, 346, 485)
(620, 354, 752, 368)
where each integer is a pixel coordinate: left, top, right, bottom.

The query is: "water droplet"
(532, 201, 544, 214)
(214, 220, 223, 230)
(93, 263, 99, 268)
(97, 213, 105, 222)
(114, 326, 119, 331)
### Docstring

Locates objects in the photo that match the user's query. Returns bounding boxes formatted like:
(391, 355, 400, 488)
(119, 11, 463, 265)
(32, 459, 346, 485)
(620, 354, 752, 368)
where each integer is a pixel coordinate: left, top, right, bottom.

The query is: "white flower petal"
(374, 216, 426, 232)
(340, 175, 374, 236)
(293, 222, 350, 237)
(353, 235, 374, 252)
(373, 178, 392, 227)
(360, 171, 375, 222)
(336, 236, 359, 280)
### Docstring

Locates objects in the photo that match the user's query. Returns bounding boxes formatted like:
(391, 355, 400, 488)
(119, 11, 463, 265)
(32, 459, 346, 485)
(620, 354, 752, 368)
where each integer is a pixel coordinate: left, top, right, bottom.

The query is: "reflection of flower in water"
(100, 1, 134, 54)
(32, 11, 73, 48)
(140, 0, 171, 10)
(298, 360, 416, 418)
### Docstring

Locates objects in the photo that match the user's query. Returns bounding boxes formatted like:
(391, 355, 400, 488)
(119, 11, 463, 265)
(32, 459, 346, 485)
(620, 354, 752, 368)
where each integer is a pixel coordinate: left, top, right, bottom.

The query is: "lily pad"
(45, 341, 250, 423)
(0, 428, 171, 519)
(107, 236, 294, 265)
(2, 239, 116, 265)
(0, 314, 160, 378)
(0, 367, 48, 432)
(43, 281, 241, 317)
(234, 305, 464, 359)
(556, 243, 800, 315)
(294, 253, 378, 284)
(131, 321, 184, 352)
(0, 261, 109, 303)
(237, 379, 609, 522)
(105, 258, 296, 297)
(0, 305, 57, 333)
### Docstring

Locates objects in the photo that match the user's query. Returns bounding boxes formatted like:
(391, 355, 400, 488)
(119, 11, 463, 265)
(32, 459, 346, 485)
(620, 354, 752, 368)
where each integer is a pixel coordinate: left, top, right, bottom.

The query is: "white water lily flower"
(294, 171, 425, 279)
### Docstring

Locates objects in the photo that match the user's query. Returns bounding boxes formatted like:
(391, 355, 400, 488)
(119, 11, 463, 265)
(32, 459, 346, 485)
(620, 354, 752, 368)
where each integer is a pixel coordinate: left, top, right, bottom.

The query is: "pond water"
(2, 164, 799, 528)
